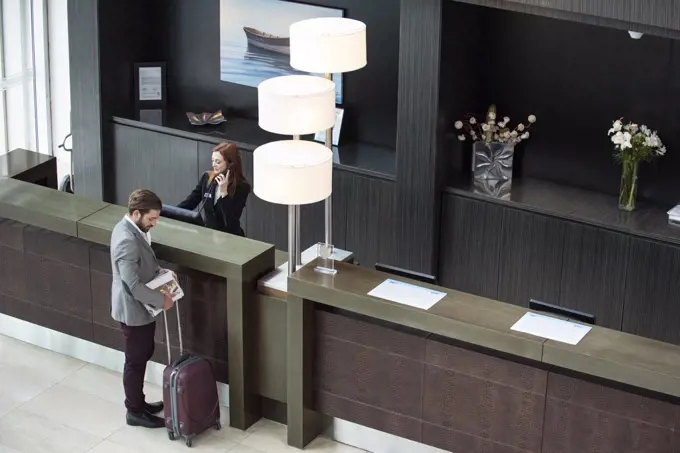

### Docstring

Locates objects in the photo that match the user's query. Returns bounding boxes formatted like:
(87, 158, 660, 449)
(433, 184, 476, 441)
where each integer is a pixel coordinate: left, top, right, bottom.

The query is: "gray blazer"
(110, 218, 164, 326)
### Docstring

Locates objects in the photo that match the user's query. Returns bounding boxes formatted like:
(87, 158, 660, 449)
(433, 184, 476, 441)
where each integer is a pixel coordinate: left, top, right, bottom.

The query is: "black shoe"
(126, 411, 165, 429)
(145, 401, 164, 414)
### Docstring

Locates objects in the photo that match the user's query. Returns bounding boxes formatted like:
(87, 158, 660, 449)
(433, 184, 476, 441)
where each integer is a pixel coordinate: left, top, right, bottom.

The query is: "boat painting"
(243, 27, 290, 55)
(220, 0, 344, 104)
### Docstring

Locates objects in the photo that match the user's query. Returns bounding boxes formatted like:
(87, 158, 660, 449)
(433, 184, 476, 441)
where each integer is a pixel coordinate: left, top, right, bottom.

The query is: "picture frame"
(134, 62, 167, 108)
(314, 108, 344, 146)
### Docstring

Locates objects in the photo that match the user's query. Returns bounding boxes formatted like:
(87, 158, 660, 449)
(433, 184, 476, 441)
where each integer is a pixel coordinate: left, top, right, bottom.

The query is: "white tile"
(20, 384, 126, 438)
(108, 423, 236, 453)
(86, 440, 141, 453)
(0, 408, 101, 453)
(0, 364, 57, 418)
(227, 445, 265, 453)
(0, 335, 85, 383)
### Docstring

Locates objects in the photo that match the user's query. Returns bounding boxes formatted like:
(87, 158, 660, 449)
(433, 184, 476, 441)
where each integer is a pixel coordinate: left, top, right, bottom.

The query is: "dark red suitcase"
(162, 303, 221, 447)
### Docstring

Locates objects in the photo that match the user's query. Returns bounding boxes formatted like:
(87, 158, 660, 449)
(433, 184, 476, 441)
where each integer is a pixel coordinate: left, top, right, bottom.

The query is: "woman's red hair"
(208, 142, 248, 196)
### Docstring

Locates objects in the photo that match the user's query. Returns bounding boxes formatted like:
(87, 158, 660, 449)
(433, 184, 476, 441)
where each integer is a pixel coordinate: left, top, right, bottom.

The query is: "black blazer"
(178, 172, 250, 237)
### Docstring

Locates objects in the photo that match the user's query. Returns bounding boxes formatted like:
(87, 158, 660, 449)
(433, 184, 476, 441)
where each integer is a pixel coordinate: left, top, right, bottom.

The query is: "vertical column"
(67, 0, 104, 199)
(287, 295, 322, 448)
(394, 0, 443, 275)
(226, 279, 262, 430)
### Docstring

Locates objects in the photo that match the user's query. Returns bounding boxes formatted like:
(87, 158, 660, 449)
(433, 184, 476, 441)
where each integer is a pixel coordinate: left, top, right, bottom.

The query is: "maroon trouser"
(120, 321, 156, 413)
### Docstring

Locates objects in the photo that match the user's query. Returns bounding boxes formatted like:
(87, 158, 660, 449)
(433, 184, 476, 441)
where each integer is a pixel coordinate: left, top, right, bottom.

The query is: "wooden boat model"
(243, 26, 290, 55)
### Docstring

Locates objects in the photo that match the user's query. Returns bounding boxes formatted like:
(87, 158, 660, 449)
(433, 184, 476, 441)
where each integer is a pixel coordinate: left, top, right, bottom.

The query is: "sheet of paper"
(367, 279, 446, 310)
(511, 312, 592, 345)
(668, 205, 680, 220)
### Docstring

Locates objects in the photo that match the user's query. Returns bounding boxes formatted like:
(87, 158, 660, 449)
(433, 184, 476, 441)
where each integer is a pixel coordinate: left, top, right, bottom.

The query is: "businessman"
(110, 189, 173, 429)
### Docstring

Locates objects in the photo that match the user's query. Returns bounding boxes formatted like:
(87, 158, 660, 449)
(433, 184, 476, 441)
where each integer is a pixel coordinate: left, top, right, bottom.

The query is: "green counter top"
(288, 260, 545, 361)
(289, 259, 680, 398)
(0, 179, 274, 280)
(0, 178, 107, 236)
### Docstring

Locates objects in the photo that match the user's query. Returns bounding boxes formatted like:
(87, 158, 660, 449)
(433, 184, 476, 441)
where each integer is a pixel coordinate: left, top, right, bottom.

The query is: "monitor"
(374, 262, 437, 285)
(529, 299, 596, 325)
(160, 204, 203, 226)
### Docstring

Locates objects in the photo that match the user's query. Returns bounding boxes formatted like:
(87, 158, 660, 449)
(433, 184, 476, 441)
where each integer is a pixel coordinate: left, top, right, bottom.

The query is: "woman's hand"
(216, 171, 230, 197)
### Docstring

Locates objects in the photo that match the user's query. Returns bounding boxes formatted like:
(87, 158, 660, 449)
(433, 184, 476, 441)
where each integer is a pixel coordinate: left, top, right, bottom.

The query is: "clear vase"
(472, 141, 515, 181)
(618, 160, 639, 211)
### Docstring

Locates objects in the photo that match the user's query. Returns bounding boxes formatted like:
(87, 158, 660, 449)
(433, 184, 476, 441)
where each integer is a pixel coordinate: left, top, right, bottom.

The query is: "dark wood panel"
(342, 171, 394, 268)
(622, 239, 680, 345)
(68, 0, 103, 199)
(438, 194, 503, 299)
(113, 124, 198, 206)
(631, 0, 680, 31)
(394, 0, 443, 274)
(498, 208, 565, 307)
(558, 222, 629, 330)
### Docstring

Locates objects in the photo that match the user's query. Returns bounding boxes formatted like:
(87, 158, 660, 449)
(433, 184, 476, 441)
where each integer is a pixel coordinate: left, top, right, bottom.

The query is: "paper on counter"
(511, 312, 592, 345)
(368, 279, 446, 310)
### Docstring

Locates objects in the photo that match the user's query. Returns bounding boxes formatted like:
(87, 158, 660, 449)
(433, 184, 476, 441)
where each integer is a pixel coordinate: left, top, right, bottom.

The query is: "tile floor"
(0, 334, 365, 453)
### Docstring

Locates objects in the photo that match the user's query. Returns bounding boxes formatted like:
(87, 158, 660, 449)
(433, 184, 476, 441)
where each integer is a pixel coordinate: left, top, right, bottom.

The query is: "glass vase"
(618, 160, 639, 211)
(472, 141, 515, 181)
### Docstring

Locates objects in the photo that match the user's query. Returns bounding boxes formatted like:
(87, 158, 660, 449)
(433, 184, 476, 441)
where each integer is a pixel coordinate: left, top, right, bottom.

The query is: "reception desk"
(2, 177, 680, 453)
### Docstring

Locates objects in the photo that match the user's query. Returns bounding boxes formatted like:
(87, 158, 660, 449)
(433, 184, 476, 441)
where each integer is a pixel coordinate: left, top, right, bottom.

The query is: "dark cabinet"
(622, 239, 680, 345)
(559, 222, 629, 330)
(438, 194, 503, 299)
(498, 208, 565, 308)
(113, 124, 198, 206)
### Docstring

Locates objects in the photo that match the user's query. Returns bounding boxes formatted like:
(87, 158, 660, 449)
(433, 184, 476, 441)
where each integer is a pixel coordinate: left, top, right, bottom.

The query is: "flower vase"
(472, 141, 515, 182)
(618, 160, 639, 211)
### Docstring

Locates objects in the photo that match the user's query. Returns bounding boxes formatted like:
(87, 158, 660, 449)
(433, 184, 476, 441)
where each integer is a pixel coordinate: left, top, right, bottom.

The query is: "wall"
(444, 2, 680, 206)
(48, 0, 71, 184)
(149, 0, 399, 148)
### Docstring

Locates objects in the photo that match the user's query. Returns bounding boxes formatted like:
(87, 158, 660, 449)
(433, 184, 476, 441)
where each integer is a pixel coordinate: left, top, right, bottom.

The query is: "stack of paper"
(668, 205, 680, 228)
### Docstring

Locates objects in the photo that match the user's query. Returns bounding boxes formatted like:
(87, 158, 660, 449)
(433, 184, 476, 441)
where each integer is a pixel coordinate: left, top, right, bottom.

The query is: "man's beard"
(135, 219, 149, 233)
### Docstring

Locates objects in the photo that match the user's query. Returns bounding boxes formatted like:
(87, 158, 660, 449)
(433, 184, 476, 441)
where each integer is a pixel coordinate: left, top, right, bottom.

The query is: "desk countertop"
(288, 259, 680, 398)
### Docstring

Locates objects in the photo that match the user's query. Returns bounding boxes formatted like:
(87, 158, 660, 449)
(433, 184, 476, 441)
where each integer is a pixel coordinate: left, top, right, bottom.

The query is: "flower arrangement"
(608, 119, 666, 163)
(607, 118, 666, 211)
(455, 105, 537, 145)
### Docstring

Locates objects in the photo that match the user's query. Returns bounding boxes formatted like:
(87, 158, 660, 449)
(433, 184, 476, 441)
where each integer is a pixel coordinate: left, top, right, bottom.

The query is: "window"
(0, 0, 50, 156)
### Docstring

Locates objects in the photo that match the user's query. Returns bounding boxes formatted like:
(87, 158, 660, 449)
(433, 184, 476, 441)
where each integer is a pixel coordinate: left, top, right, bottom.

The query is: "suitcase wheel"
(215, 420, 221, 431)
(185, 436, 193, 448)
(168, 430, 176, 441)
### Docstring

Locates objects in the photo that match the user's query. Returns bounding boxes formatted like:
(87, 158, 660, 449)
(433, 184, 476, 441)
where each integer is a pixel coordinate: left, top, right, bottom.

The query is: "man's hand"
(163, 293, 174, 311)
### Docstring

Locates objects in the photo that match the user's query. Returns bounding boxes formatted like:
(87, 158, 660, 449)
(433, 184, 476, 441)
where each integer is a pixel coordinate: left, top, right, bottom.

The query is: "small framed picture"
(314, 108, 344, 146)
(134, 62, 166, 108)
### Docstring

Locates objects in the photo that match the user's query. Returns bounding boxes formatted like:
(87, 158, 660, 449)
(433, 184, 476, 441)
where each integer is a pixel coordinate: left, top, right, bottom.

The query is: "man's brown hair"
(128, 189, 162, 215)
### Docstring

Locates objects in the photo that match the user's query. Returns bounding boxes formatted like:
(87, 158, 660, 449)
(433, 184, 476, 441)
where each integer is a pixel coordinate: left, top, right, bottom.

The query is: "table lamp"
(289, 17, 367, 247)
(257, 75, 336, 265)
(253, 140, 333, 276)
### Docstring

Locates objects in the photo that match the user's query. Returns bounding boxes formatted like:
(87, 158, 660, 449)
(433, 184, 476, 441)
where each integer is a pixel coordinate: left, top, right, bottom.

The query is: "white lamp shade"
(258, 75, 336, 135)
(289, 18, 367, 73)
(253, 140, 333, 206)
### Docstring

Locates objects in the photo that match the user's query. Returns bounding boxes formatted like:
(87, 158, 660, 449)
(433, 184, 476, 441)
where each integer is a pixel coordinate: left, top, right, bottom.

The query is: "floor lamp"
(253, 140, 333, 276)
(289, 17, 367, 248)
(257, 75, 336, 266)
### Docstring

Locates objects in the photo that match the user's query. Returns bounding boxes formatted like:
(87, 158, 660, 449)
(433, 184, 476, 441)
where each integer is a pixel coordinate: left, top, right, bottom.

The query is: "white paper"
(667, 205, 680, 220)
(511, 312, 592, 345)
(143, 270, 184, 316)
(368, 279, 446, 310)
(138, 67, 162, 101)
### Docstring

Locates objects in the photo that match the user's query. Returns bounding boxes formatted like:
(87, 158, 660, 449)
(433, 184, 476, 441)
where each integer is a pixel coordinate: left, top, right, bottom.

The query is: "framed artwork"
(134, 62, 166, 108)
(220, 0, 344, 105)
(314, 108, 344, 146)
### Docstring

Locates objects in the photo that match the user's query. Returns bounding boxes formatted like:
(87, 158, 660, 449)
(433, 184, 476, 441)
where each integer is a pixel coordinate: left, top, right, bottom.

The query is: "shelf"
(445, 177, 680, 247)
(111, 108, 396, 181)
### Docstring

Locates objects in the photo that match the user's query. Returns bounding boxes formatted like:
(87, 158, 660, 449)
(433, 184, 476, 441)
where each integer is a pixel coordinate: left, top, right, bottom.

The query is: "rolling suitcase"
(162, 301, 221, 447)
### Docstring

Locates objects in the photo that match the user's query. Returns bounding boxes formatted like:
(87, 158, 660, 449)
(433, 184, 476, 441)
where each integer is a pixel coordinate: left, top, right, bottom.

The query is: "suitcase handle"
(162, 300, 184, 363)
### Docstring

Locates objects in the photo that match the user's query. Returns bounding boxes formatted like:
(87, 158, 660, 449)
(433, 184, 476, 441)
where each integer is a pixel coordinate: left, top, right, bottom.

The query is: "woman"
(178, 142, 250, 236)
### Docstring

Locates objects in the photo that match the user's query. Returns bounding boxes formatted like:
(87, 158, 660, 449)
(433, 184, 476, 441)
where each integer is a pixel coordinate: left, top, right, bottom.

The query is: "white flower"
(488, 112, 497, 120)
(469, 117, 477, 125)
(644, 135, 660, 148)
(641, 125, 651, 136)
(457, 134, 466, 141)
(629, 123, 639, 133)
(503, 116, 510, 123)
(454, 121, 463, 130)
(511, 130, 518, 137)
(612, 131, 632, 149)
(517, 123, 525, 131)
(528, 115, 536, 123)
(608, 120, 622, 135)
(658, 146, 667, 156)
(481, 123, 490, 131)
(521, 132, 530, 139)
(498, 121, 506, 128)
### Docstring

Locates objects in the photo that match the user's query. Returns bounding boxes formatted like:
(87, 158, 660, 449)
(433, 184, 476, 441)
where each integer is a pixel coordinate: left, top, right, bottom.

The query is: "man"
(110, 189, 173, 428)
